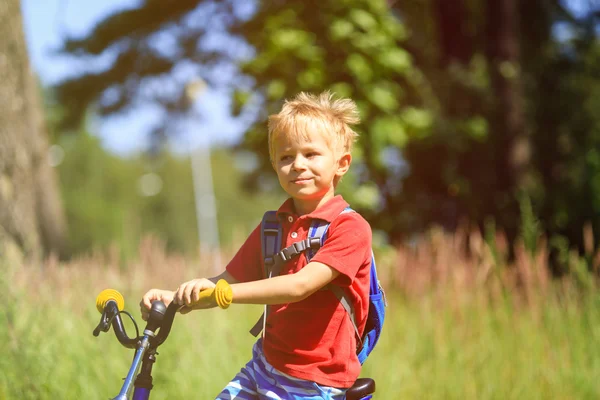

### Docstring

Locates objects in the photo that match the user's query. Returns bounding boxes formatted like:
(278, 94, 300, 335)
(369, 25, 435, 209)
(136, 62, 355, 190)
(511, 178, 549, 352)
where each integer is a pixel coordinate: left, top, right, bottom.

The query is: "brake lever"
(93, 310, 110, 336)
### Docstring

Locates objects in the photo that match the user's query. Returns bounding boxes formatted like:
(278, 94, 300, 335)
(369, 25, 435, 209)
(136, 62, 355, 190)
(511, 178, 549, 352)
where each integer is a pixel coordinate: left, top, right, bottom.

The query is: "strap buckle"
(278, 238, 320, 262)
(308, 237, 321, 249)
(293, 240, 308, 253)
(280, 241, 301, 261)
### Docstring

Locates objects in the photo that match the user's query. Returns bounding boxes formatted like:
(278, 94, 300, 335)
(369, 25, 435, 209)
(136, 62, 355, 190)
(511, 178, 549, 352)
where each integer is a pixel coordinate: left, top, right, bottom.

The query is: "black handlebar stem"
(151, 302, 181, 347)
(144, 301, 167, 333)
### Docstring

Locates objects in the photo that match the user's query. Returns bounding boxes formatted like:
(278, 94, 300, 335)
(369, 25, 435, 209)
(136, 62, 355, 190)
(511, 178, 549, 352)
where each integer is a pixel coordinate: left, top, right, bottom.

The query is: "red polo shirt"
(226, 195, 372, 388)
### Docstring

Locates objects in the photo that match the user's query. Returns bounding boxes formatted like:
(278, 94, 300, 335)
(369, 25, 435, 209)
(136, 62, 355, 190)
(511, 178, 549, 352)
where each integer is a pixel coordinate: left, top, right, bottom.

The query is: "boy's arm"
(209, 270, 239, 285)
(141, 269, 240, 317)
(164, 262, 337, 312)
(230, 261, 340, 305)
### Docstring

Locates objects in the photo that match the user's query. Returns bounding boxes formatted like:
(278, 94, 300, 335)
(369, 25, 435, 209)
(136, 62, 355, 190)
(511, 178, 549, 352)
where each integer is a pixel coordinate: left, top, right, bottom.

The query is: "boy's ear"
(336, 152, 352, 177)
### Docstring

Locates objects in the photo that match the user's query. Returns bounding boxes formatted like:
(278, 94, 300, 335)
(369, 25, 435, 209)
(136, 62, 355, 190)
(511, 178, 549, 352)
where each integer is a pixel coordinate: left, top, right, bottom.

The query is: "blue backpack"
(249, 207, 387, 364)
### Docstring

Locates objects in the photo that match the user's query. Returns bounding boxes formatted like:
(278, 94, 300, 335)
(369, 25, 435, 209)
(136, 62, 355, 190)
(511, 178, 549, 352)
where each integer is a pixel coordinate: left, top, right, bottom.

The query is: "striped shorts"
(215, 339, 347, 399)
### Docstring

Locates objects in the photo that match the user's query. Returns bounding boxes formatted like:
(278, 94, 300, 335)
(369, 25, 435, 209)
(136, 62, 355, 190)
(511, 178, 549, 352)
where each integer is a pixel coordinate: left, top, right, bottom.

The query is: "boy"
(140, 91, 373, 399)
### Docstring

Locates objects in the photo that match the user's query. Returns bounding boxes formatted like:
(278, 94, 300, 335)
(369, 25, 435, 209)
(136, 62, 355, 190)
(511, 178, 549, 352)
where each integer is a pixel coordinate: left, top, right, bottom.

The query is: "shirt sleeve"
(225, 223, 264, 283)
(310, 213, 372, 287)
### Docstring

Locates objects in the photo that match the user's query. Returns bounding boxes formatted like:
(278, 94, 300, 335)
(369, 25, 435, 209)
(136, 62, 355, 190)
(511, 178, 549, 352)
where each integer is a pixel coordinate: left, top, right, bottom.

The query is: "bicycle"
(93, 288, 376, 399)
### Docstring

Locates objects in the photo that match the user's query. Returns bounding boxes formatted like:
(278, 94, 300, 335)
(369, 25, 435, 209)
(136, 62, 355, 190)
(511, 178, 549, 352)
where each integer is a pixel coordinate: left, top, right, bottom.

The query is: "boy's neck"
(292, 193, 335, 216)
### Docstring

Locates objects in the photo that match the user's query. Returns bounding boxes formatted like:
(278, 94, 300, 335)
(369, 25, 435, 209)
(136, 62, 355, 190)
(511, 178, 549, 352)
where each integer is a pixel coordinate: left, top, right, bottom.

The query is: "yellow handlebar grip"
(214, 279, 233, 309)
(197, 287, 215, 301)
(96, 289, 125, 313)
(196, 280, 233, 309)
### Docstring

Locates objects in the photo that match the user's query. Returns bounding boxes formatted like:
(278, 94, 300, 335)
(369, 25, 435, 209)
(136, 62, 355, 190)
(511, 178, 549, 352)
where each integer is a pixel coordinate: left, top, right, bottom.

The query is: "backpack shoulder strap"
(329, 285, 362, 348)
(250, 211, 282, 337)
(305, 207, 355, 261)
(307, 207, 364, 346)
(260, 211, 282, 279)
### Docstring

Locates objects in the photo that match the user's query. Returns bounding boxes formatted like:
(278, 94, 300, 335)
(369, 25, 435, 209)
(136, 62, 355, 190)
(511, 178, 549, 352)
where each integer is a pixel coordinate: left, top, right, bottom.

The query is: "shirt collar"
(276, 195, 349, 223)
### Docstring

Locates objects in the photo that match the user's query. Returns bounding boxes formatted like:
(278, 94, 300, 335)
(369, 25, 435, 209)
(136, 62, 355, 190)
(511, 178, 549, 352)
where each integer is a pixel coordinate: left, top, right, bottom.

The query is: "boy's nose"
(291, 156, 307, 170)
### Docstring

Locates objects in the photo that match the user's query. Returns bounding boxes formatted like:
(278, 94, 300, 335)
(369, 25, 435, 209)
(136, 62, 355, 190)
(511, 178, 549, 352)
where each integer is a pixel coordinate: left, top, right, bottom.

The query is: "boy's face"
(273, 130, 351, 213)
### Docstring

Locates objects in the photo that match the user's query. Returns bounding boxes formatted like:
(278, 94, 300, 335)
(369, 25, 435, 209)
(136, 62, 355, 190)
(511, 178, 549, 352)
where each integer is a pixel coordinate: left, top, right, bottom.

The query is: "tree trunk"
(0, 0, 67, 259)
(485, 0, 531, 245)
(434, 0, 473, 66)
(486, 0, 531, 192)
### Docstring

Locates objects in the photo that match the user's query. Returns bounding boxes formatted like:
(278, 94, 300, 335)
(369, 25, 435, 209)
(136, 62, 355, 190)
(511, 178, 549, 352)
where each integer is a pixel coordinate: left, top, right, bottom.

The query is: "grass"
(368, 292, 600, 399)
(1, 228, 600, 399)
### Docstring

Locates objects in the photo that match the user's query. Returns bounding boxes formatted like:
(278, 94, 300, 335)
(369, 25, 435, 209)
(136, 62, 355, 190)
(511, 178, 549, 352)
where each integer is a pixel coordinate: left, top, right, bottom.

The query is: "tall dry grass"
(1, 224, 600, 399)
(391, 222, 599, 305)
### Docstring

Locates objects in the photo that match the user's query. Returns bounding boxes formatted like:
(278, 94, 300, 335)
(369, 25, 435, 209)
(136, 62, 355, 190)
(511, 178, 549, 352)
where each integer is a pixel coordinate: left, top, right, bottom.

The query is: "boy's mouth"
(291, 177, 312, 184)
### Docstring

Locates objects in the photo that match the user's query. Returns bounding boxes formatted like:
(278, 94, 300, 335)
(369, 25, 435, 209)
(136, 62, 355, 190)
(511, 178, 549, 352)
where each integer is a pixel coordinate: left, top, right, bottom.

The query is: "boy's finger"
(191, 283, 202, 303)
(173, 288, 183, 305)
(143, 295, 153, 309)
(140, 293, 152, 310)
(183, 284, 194, 305)
(139, 303, 149, 320)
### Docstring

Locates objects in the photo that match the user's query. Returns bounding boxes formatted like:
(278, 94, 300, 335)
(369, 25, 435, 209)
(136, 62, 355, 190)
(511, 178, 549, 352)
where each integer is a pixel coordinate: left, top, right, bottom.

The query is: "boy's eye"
(306, 152, 318, 158)
(280, 155, 292, 162)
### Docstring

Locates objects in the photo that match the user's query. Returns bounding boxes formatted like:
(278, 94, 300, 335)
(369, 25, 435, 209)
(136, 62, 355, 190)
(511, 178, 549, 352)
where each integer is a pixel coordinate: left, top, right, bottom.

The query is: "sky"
(20, 0, 594, 155)
(20, 0, 245, 155)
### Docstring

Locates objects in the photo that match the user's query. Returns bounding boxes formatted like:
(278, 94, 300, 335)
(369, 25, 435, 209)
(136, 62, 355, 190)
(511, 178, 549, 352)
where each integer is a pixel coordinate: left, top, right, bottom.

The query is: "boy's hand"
(139, 289, 175, 321)
(174, 278, 217, 313)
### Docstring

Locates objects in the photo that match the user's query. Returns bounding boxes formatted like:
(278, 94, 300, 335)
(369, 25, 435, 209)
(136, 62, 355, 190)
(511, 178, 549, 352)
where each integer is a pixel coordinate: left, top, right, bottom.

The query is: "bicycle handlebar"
(104, 300, 139, 348)
(93, 289, 189, 350)
(151, 301, 182, 347)
(151, 286, 221, 346)
(93, 285, 220, 349)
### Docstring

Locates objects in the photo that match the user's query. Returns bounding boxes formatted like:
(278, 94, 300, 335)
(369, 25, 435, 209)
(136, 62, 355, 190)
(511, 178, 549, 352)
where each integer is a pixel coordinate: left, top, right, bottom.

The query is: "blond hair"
(268, 91, 360, 163)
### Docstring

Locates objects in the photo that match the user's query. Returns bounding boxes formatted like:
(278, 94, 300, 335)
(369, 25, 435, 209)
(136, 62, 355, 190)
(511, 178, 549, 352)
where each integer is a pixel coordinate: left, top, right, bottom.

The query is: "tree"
(0, 0, 67, 259)
(53, 0, 600, 253)
(521, 0, 600, 256)
(54, 0, 433, 239)
(390, 0, 600, 251)
(54, 0, 235, 138)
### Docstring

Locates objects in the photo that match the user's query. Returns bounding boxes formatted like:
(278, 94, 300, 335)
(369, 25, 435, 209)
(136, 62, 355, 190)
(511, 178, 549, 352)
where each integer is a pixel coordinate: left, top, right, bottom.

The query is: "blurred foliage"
(232, 0, 433, 240)
(54, 131, 284, 257)
(233, 0, 600, 251)
(53, 0, 600, 261)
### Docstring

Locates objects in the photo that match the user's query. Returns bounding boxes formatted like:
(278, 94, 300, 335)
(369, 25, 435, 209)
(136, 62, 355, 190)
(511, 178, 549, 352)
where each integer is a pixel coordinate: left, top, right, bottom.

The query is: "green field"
(1, 243, 599, 400)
